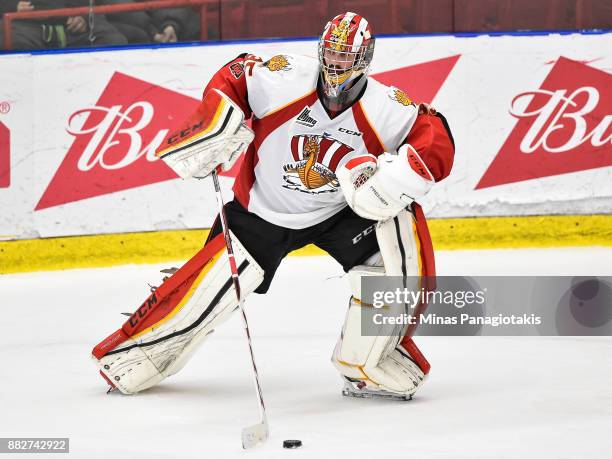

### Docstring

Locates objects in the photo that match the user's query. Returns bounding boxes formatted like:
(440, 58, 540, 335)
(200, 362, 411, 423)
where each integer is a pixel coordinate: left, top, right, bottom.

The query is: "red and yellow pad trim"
(155, 89, 227, 159)
(400, 202, 436, 343)
(92, 234, 226, 360)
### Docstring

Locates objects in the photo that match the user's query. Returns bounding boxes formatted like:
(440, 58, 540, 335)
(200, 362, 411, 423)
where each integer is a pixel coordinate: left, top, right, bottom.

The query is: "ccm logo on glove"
(407, 148, 434, 181)
(167, 121, 206, 145)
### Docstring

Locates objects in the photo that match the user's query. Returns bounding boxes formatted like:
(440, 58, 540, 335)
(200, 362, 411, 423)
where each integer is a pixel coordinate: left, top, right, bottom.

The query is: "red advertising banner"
(2, 33, 608, 241)
(35, 57, 458, 211)
(0, 121, 9, 188)
(477, 57, 612, 189)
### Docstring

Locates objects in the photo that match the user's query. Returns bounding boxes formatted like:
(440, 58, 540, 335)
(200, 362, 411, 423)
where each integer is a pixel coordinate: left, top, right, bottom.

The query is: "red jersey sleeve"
(201, 53, 260, 119)
(403, 112, 455, 182)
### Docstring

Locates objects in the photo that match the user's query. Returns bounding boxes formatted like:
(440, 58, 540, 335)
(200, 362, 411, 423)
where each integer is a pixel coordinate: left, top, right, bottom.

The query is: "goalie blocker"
(155, 88, 254, 179)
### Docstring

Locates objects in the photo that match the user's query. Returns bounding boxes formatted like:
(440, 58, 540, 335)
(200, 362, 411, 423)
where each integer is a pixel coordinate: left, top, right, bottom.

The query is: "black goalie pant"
(207, 200, 381, 294)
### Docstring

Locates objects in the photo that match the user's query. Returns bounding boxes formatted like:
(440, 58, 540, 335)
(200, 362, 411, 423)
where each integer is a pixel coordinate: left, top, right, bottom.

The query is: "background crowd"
(0, 0, 200, 50)
(0, 0, 609, 51)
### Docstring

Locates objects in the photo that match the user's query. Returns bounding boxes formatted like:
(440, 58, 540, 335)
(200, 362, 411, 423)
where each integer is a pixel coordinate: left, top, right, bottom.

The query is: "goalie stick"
(209, 167, 269, 449)
(156, 90, 266, 446)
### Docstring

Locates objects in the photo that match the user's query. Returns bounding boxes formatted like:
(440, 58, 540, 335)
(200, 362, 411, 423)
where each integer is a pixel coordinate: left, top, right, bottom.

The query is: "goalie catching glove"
(336, 144, 435, 221)
(156, 89, 254, 179)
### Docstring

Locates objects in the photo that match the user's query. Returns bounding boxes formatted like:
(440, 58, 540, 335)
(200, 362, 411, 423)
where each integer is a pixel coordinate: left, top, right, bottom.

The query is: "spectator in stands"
(0, 0, 127, 51)
(101, 0, 200, 44)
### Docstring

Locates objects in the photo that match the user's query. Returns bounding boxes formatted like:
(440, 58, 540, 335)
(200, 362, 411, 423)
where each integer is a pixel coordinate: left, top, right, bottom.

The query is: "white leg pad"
(93, 232, 264, 394)
(332, 209, 426, 397)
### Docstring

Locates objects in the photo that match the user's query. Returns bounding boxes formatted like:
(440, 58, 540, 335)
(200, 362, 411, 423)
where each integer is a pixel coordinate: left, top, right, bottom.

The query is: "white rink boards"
(1, 31, 611, 240)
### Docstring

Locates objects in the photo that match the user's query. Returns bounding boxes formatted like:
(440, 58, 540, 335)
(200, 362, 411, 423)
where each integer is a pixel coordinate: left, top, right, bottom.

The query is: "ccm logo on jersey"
(339, 127, 362, 137)
(166, 121, 205, 145)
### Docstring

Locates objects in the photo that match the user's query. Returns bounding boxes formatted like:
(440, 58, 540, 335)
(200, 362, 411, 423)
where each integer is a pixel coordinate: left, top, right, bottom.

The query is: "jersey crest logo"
(263, 55, 291, 72)
(390, 88, 414, 107)
(283, 134, 353, 194)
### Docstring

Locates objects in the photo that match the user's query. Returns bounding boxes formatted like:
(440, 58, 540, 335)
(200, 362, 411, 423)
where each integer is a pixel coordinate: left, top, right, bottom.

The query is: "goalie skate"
(341, 377, 413, 402)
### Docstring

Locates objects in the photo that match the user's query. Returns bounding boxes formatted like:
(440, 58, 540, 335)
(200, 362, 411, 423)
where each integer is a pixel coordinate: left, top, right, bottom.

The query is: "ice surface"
(1, 247, 611, 458)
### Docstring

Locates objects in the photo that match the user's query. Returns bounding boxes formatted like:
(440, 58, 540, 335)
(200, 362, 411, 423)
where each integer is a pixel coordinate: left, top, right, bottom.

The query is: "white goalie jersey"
(201, 53, 423, 228)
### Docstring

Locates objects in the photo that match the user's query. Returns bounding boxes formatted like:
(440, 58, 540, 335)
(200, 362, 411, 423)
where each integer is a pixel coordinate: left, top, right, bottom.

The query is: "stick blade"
(241, 421, 269, 449)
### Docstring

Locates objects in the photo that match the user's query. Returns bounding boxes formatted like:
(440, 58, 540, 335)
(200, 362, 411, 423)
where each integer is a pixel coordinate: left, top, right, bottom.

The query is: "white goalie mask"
(318, 12, 375, 110)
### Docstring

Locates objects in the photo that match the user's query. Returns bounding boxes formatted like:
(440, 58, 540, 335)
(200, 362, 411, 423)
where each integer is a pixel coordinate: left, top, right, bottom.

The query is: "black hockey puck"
(283, 439, 302, 449)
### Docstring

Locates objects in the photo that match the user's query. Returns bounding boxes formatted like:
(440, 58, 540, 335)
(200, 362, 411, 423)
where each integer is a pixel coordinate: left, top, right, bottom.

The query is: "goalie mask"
(318, 12, 375, 112)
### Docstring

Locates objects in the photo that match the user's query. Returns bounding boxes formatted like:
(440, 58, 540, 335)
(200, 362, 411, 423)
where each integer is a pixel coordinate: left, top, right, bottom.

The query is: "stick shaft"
(211, 169, 267, 421)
